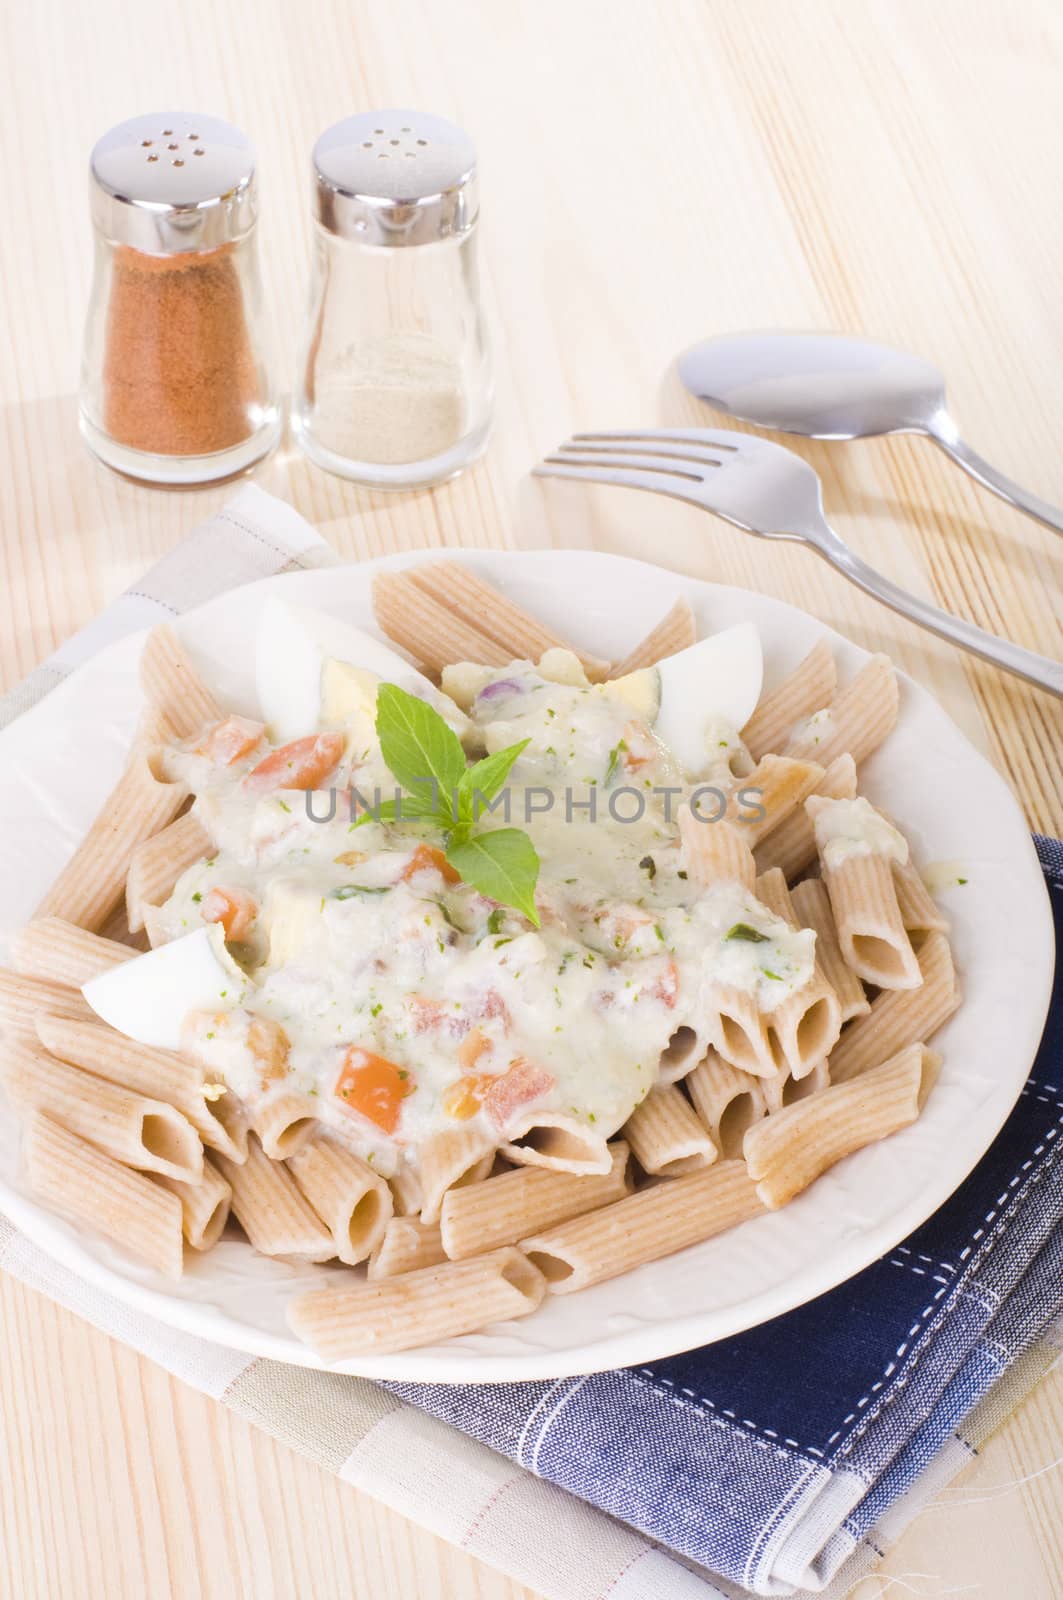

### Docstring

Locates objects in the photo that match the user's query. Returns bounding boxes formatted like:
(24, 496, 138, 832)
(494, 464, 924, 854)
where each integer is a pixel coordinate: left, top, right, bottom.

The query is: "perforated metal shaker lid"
(90, 112, 257, 254)
(312, 110, 478, 246)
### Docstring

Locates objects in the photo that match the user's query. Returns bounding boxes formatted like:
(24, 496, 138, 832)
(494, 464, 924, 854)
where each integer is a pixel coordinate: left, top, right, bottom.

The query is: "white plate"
(0, 551, 1053, 1381)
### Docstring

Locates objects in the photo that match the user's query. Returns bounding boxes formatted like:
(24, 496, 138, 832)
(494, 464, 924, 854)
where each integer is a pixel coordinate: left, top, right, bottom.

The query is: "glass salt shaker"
(80, 112, 281, 485)
(294, 110, 493, 489)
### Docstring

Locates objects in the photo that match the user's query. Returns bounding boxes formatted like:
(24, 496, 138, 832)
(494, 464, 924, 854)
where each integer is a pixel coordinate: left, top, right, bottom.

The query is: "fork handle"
(814, 526, 1063, 697)
(926, 418, 1063, 538)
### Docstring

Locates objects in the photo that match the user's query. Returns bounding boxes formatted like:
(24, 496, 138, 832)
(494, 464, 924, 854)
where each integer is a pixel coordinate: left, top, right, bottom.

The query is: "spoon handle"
(926, 418, 1063, 537)
(811, 523, 1063, 697)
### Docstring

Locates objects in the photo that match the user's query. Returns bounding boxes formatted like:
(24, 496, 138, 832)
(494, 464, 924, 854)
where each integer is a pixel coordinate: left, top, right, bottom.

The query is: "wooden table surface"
(1, 1, 1060, 1595)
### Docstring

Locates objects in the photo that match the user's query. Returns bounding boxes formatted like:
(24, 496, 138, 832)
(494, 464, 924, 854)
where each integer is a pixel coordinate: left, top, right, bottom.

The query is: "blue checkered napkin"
(387, 838, 1063, 1597)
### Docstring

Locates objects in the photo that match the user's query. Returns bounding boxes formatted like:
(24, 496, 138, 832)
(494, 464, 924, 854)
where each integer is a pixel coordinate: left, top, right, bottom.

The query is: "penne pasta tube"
(892, 860, 950, 936)
(789, 878, 870, 1023)
(685, 1049, 769, 1156)
(440, 1141, 631, 1261)
(0, 968, 96, 1038)
(705, 986, 783, 1078)
(388, 1162, 424, 1216)
(10, 918, 134, 987)
(25, 1112, 184, 1279)
(154, 1159, 232, 1250)
(251, 1092, 319, 1160)
(744, 884, 842, 1076)
(373, 571, 516, 675)
(744, 1044, 939, 1208)
(126, 811, 214, 933)
(785, 654, 899, 769)
(407, 561, 610, 681)
(417, 1126, 496, 1224)
(34, 1013, 247, 1162)
(735, 755, 824, 847)
(215, 1136, 334, 1261)
(753, 755, 857, 882)
(34, 744, 189, 932)
(501, 1112, 612, 1176)
(829, 932, 960, 1084)
(657, 1024, 706, 1084)
(368, 1216, 448, 1279)
(139, 623, 222, 740)
(522, 1160, 763, 1293)
(766, 1057, 831, 1112)
(622, 1085, 716, 1176)
(287, 1133, 393, 1265)
(740, 640, 837, 763)
(288, 1246, 547, 1359)
(807, 797, 920, 989)
(610, 597, 696, 676)
(2, 1039, 203, 1182)
(678, 810, 756, 890)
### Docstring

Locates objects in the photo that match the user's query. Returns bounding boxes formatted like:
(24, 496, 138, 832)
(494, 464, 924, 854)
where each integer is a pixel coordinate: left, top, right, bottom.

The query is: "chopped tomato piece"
(457, 1027, 490, 1069)
(334, 1046, 412, 1135)
(476, 989, 511, 1027)
(481, 1058, 554, 1131)
(621, 719, 657, 773)
(646, 958, 680, 1008)
(244, 732, 346, 795)
(408, 995, 469, 1038)
(247, 1017, 291, 1085)
(401, 843, 461, 885)
(197, 715, 265, 767)
(201, 886, 259, 942)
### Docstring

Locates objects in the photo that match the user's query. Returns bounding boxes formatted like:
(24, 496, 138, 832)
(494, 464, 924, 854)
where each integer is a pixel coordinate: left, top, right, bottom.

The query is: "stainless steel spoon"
(678, 331, 1063, 536)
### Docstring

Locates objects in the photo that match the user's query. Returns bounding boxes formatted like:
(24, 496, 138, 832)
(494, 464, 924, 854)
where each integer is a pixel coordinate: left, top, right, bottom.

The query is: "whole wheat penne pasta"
(368, 1216, 448, 1279)
(734, 755, 824, 847)
(25, 1112, 184, 1278)
(154, 1159, 232, 1250)
(678, 810, 756, 889)
(388, 1162, 424, 1216)
(753, 754, 857, 881)
(892, 860, 950, 935)
(0, 968, 96, 1038)
(785, 653, 899, 769)
(34, 745, 189, 931)
(705, 986, 782, 1078)
(439, 1141, 631, 1261)
(407, 561, 610, 681)
(740, 640, 837, 763)
(374, 571, 515, 675)
(126, 811, 214, 932)
(215, 1135, 333, 1260)
(139, 623, 222, 739)
(610, 597, 696, 676)
(766, 1056, 831, 1112)
(829, 932, 959, 1083)
(685, 1049, 769, 1156)
(657, 1024, 706, 1083)
(501, 1112, 612, 1175)
(749, 873, 842, 1073)
(417, 1126, 496, 1223)
(744, 1044, 939, 1208)
(2, 1039, 203, 1181)
(622, 1084, 716, 1175)
(10, 918, 134, 986)
(288, 1246, 546, 1359)
(522, 1160, 763, 1293)
(287, 1133, 392, 1264)
(34, 1013, 247, 1162)
(790, 878, 870, 1023)
(251, 1091, 319, 1160)
(807, 796, 920, 989)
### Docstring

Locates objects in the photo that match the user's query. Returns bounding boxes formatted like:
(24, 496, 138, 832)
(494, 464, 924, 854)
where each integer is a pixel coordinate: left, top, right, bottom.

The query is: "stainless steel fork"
(534, 428, 1062, 697)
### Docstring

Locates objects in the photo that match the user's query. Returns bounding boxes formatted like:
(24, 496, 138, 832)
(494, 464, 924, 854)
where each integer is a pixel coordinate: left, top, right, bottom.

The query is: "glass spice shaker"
(80, 112, 281, 485)
(294, 110, 493, 489)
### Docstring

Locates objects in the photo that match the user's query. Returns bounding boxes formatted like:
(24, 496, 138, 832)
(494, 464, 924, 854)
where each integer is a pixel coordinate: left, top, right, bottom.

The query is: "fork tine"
(558, 439, 725, 469)
(539, 452, 706, 483)
(573, 429, 741, 453)
(532, 461, 707, 506)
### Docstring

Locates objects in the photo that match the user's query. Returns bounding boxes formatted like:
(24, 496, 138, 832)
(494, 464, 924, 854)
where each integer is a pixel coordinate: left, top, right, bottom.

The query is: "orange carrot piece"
(334, 1047, 413, 1135)
(245, 733, 346, 795)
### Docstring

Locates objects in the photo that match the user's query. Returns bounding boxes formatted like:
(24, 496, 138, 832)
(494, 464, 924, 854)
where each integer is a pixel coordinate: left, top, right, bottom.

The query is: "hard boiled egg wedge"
(82, 926, 248, 1051)
(606, 622, 763, 774)
(255, 595, 471, 745)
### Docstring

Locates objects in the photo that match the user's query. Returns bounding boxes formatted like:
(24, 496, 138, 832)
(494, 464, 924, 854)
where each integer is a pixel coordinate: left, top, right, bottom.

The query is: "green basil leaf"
(446, 829, 541, 926)
(375, 684, 465, 815)
(724, 922, 770, 943)
(605, 740, 627, 784)
(461, 738, 529, 815)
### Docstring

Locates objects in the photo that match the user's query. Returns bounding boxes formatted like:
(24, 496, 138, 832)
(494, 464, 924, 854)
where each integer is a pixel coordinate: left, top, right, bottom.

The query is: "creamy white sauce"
(788, 705, 834, 751)
(156, 658, 815, 1169)
(812, 795, 908, 871)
